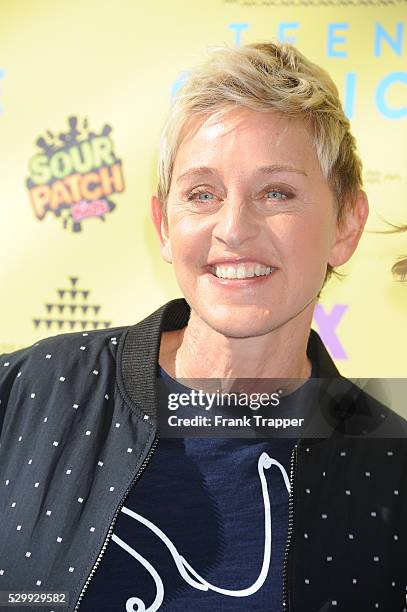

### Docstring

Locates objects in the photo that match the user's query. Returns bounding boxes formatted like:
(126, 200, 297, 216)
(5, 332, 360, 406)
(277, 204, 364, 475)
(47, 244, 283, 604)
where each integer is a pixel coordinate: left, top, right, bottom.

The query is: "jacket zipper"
(282, 440, 300, 612)
(74, 435, 160, 611)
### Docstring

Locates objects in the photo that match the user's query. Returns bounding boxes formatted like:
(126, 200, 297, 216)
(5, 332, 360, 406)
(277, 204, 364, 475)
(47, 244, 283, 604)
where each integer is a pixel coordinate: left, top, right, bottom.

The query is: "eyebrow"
(176, 167, 217, 183)
(176, 164, 307, 183)
(256, 164, 308, 177)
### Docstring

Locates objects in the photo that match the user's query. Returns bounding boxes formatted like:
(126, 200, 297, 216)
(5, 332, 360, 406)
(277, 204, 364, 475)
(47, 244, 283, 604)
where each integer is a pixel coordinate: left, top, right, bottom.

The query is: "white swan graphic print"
(111, 452, 291, 612)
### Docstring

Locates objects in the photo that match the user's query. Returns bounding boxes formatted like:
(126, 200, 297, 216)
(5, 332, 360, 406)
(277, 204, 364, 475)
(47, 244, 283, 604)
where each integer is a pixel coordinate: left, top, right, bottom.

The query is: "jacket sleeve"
(0, 348, 26, 440)
(0, 332, 67, 442)
(0, 343, 42, 441)
(0, 327, 124, 442)
(0, 353, 7, 436)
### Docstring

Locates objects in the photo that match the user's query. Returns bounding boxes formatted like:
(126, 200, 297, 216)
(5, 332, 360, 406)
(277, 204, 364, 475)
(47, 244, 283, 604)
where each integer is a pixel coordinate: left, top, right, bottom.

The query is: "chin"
(199, 305, 279, 339)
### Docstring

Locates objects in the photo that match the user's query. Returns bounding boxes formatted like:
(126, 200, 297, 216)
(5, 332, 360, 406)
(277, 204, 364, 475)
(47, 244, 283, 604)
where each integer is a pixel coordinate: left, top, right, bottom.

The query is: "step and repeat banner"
(0, 1, 406, 384)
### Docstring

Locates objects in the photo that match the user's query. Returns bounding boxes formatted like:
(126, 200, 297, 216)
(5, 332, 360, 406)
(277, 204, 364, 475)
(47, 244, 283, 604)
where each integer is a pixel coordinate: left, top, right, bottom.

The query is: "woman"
(0, 42, 406, 612)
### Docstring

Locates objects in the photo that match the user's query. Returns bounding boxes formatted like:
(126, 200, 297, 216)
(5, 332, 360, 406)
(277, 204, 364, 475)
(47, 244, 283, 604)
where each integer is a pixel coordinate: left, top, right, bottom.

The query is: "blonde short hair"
(157, 41, 364, 281)
(393, 256, 407, 280)
(391, 226, 407, 281)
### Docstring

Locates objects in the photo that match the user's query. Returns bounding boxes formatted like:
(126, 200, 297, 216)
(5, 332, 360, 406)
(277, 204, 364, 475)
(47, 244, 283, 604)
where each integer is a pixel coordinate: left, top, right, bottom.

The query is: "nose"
(212, 194, 258, 249)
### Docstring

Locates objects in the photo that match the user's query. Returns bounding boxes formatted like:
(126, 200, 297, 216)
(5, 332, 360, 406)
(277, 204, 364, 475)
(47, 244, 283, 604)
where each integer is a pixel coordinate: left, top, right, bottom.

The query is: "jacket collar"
(121, 297, 340, 419)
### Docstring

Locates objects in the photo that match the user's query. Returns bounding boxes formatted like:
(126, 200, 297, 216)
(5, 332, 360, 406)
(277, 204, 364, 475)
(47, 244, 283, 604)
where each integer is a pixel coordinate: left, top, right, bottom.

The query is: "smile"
(210, 263, 276, 280)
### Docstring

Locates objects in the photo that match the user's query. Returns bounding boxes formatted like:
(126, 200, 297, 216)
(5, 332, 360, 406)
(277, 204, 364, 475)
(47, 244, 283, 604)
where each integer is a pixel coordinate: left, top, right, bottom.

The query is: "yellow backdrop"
(0, 0, 406, 386)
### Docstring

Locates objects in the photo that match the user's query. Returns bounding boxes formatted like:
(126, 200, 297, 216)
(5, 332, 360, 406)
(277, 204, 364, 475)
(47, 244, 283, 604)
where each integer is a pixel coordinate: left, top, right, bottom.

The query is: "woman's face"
(153, 108, 361, 338)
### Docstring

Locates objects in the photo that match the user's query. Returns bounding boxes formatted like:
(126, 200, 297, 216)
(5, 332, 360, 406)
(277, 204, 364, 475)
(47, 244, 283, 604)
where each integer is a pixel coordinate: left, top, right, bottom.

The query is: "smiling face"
(152, 108, 367, 339)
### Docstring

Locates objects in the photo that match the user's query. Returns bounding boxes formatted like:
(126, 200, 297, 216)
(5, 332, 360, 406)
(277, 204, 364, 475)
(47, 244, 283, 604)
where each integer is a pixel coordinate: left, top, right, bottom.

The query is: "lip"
(204, 268, 277, 287)
(206, 257, 278, 283)
(207, 256, 276, 268)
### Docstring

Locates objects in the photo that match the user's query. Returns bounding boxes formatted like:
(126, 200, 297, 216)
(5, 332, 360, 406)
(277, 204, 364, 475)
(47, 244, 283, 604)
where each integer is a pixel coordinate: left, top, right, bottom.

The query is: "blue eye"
(266, 190, 285, 200)
(187, 189, 215, 201)
(198, 192, 214, 201)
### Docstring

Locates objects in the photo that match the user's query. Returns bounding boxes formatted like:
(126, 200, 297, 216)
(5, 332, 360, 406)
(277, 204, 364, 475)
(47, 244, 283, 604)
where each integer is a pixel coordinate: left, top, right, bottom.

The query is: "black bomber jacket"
(0, 298, 406, 612)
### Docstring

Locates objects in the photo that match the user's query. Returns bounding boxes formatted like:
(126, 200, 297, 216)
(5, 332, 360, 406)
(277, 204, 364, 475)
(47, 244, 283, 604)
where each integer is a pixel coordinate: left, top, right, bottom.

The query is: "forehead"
(172, 108, 318, 179)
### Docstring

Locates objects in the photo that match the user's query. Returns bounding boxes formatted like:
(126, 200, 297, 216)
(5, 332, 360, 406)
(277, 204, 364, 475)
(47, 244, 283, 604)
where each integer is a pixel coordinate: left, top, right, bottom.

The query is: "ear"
(328, 190, 369, 267)
(150, 194, 172, 264)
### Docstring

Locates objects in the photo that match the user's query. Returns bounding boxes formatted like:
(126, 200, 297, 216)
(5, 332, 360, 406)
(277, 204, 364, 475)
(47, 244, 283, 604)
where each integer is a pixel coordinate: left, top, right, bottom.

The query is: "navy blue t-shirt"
(80, 366, 316, 611)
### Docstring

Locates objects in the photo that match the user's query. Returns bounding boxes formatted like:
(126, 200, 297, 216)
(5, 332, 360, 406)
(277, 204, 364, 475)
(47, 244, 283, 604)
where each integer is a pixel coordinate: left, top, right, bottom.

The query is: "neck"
(159, 306, 314, 381)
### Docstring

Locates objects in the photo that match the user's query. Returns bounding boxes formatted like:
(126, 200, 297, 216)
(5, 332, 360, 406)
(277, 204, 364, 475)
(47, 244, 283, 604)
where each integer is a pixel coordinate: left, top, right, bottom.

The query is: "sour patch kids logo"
(26, 116, 125, 232)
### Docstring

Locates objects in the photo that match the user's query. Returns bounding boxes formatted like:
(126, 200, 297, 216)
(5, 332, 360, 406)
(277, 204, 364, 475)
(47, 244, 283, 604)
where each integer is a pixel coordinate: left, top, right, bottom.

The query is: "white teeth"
(226, 265, 235, 279)
(237, 265, 246, 279)
(213, 263, 274, 279)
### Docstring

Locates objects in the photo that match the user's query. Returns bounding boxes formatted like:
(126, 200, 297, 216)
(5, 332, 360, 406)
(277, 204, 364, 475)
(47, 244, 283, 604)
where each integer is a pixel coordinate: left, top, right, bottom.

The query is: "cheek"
(282, 217, 334, 273)
(169, 217, 210, 269)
